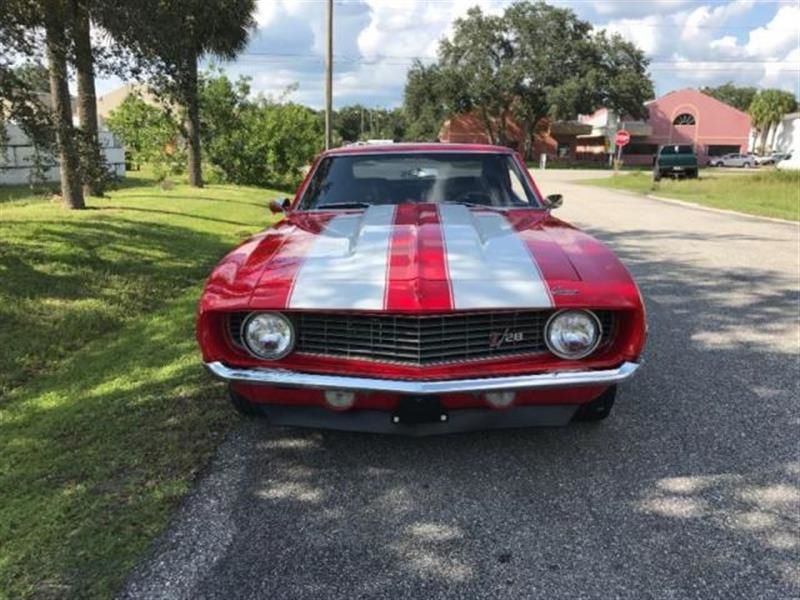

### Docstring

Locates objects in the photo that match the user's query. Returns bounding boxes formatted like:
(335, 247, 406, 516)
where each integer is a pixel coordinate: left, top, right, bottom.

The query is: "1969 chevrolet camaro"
(197, 143, 646, 434)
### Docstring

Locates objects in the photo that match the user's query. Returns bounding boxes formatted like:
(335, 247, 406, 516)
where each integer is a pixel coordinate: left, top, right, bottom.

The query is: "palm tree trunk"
(44, 2, 85, 209)
(759, 127, 769, 155)
(184, 56, 203, 188)
(73, 0, 103, 197)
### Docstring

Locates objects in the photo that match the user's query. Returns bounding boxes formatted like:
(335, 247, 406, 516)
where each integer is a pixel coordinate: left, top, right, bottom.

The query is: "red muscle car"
(197, 144, 646, 434)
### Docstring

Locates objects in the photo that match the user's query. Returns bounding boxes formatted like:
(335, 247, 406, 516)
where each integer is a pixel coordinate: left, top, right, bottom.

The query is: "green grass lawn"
(0, 174, 281, 598)
(581, 169, 800, 221)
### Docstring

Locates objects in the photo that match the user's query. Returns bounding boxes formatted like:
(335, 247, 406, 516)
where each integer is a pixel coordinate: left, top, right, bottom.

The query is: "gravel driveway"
(122, 170, 800, 599)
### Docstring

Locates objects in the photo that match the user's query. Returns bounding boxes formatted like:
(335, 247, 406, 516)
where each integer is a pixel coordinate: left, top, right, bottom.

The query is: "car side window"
(508, 166, 530, 205)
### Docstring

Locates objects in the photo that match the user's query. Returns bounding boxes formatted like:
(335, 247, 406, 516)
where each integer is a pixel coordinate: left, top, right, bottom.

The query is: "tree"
(44, 1, 85, 208)
(105, 93, 183, 178)
(71, 0, 105, 197)
(403, 62, 449, 141)
(749, 89, 798, 153)
(246, 100, 324, 189)
(1, 2, 50, 148)
(438, 7, 516, 146)
(13, 62, 51, 93)
(335, 104, 367, 143)
(198, 68, 252, 181)
(1, 1, 85, 204)
(103, 0, 256, 188)
(410, 1, 654, 158)
(700, 82, 757, 112)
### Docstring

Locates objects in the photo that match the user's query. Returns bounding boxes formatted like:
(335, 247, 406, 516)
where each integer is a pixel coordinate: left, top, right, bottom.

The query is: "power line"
(236, 52, 799, 65)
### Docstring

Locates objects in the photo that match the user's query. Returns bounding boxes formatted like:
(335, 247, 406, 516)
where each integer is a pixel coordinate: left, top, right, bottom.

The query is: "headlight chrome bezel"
(241, 311, 295, 360)
(544, 309, 603, 360)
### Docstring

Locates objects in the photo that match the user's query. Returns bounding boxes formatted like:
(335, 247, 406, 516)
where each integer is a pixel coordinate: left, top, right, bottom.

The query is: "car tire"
(573, 385, 617, 421)
(688, 169, 698, 178)
(228, 386, 260, 417)
(744, 162, 751, 168)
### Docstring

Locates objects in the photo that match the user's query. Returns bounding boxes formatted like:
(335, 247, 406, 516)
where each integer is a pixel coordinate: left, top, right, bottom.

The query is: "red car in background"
(197, 144, 646, 434)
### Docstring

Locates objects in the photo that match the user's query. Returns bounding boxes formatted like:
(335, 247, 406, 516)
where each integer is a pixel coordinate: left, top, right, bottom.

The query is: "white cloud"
(603, 15, 666, 56)
(745, 5, 800, 58)
(234, 0, 800, 106)
(600, 0, 799, 97)
(760, 47, 800, 92)
(357, 0, 506, 60)
(710, 35, 740, 51)
(590, 0, 695, 17)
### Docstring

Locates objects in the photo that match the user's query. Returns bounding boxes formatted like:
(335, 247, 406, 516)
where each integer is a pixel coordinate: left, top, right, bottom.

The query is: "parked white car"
(708, 153, 756, 168)
(776, 153, 798, 171)
(755, 152, 790, 166)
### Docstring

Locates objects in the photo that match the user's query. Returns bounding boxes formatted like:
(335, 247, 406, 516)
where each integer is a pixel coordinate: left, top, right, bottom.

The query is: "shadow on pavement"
(123, 224, 799, 599)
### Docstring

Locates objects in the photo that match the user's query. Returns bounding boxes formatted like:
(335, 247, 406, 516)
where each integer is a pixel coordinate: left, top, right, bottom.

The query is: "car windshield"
(297, 152, 542, 210)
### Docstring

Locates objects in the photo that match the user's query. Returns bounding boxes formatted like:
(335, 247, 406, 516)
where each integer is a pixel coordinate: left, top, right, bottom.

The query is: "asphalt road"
(122, 170, 800, 599)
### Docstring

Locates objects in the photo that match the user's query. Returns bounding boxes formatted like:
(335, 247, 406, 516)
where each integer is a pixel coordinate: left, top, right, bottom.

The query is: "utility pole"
(324, 0, 333, 149)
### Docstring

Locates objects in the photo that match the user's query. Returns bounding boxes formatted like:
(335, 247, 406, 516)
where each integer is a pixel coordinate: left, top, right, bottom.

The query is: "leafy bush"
(105, 93, 185, 181)
(199, 70, 323, 189)
(106, 72, 324, 189)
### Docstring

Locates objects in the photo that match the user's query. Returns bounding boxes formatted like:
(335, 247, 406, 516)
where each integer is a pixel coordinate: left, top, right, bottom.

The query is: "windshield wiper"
(316, 202, 371, 209)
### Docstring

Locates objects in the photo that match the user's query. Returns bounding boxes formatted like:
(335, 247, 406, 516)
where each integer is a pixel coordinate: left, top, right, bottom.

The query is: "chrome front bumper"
(204, 361, 640, 394)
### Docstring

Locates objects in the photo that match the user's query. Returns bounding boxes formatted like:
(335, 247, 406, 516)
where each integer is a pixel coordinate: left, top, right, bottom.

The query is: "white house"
(771, 112, 800, 155)
(750, 112, 800, 155)
(1, 123, 125, 185)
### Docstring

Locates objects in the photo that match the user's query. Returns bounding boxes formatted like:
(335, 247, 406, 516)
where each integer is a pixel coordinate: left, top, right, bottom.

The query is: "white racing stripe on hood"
(438, 204, 553, 309)
(288, 205, 396, 309)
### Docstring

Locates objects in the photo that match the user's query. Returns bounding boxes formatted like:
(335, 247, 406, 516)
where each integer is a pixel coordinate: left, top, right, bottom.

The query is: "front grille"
(229, 311, 614, 366)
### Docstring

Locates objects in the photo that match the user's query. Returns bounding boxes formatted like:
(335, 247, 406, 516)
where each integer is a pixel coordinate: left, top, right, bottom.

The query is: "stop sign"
(615, 130, 631, 147)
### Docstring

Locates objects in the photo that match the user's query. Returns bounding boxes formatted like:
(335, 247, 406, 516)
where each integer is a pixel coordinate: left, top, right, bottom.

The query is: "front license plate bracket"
(392, 396, 448, 425)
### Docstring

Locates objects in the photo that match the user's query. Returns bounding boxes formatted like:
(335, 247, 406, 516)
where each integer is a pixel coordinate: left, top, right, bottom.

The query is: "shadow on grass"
(0, 291, 236, 599)
(0, 184, 56, 204)
(93, 206, 254, 227)
(119, 193, 271, 210)
(0, 218, 235, 398)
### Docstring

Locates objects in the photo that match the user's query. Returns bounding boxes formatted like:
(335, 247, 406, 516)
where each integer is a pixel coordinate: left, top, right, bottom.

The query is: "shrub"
(105, 94, 185, 181)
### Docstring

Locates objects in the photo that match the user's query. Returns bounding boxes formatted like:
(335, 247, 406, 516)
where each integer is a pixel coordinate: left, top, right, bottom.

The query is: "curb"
(645, 194, 799, 226)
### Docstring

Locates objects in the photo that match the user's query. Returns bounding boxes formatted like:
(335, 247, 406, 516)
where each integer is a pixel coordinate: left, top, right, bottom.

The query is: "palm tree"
(748, 89, 798, 154)
(101, 0, 256, 187)
(71, 0, 104, 197)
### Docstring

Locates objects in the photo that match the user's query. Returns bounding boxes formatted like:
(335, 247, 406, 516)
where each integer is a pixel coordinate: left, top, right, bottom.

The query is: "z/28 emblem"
(489, 329, 524, 349)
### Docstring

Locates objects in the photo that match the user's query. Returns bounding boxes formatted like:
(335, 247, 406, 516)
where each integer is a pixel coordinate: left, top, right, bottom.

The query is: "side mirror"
(269, 197, 291, 214)
(545, 194, 563, 209)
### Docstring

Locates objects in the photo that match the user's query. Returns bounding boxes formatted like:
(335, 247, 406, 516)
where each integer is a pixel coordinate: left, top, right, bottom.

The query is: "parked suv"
(708, 153, 755, 168)
(653, 145, 698, 181)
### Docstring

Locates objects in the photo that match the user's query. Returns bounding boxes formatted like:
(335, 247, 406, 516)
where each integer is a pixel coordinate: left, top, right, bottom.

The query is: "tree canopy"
(404, 1, 654, 156)
(94, 0, 257, 187)
(700, 82, 758, 112)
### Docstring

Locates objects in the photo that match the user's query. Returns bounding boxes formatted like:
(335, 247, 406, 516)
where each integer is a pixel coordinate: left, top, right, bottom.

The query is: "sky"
(98, 0, 800, 108)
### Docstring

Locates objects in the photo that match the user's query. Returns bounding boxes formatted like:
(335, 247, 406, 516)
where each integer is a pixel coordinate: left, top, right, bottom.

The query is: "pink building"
(578, 89, 752, 165)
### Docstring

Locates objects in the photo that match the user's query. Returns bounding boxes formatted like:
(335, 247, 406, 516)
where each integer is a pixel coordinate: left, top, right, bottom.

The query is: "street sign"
(615, 130, 631, 147)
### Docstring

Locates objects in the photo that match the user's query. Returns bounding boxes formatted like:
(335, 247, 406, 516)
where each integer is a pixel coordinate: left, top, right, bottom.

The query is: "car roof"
(323, 142, 516, 157)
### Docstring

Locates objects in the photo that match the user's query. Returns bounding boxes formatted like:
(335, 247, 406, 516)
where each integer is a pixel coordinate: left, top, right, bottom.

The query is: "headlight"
(242, 312, 294, 359)
(545, 309, 601, 360)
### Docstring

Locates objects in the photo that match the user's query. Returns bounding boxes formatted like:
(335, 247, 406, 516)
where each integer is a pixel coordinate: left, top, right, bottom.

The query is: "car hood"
(205, 203, 641, 312)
